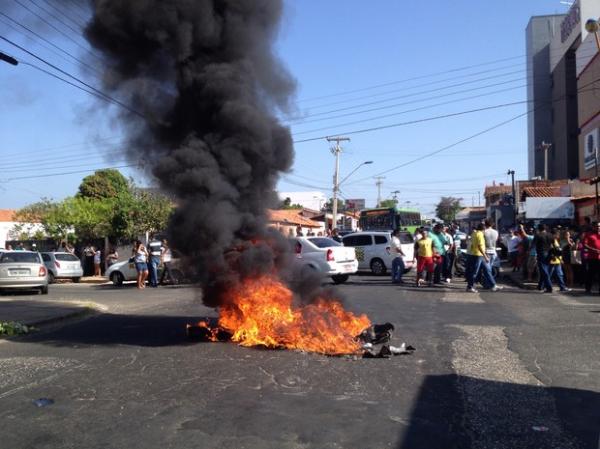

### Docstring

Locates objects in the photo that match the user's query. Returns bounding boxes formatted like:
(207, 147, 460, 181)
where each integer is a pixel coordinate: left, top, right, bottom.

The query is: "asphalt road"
(0, 276, 599, 449)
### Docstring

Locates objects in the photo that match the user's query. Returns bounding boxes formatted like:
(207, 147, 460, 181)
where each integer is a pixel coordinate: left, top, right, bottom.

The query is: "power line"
(12, 0, 101, 62)
(37, 0, 87, 28)
(292, 83, 525, 136)
(291, 69, 525, 122)
(1, 136, 126, 160)
(0, 35, 147, 119)
(0, 11, 101, 76)
(26, 0, 84, 34)
(298, 54, 525, 103)
(293, 100, 527, 144)
(2, 164, 138, 182)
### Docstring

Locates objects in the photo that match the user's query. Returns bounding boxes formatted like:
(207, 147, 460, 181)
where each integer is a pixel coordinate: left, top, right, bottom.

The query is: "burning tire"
(332, 274, 349, 284)
(370, 258, 387, 276)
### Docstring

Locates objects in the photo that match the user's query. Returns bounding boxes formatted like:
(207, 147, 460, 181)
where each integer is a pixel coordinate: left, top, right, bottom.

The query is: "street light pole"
(585, 19, 600, 50)
(374, 176, 385, 207)
(0, 50, 18, 66)
(507, 169, 516, 226)
(327, 136, 350, 231)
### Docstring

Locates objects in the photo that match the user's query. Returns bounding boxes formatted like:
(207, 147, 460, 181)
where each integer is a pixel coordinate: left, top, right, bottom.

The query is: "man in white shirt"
(481, 219, 500, 289)
(390, 229, 406, 284)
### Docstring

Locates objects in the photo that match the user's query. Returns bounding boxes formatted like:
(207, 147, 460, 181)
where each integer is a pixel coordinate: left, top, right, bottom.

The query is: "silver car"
(0, 251, 49, 294)
(41, 252, 83, 283)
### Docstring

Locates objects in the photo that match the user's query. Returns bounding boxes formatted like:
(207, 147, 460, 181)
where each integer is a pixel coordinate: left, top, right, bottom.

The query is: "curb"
(23, 301, 109, 328)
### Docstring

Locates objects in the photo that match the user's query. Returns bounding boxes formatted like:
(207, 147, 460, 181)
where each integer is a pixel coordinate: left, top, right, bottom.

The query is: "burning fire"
(193, 276, 371, 355)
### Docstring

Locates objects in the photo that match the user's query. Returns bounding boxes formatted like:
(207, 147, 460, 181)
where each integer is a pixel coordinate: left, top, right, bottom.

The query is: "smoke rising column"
(84, 0, 296, 304)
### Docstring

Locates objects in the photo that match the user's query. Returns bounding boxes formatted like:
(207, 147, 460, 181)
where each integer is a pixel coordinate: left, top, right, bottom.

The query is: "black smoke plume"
(84, 0, 300, 305)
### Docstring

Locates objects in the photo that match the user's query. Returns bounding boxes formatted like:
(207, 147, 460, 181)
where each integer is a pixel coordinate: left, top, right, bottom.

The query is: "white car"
(292, 237, 358, 284)
(41, 252, 84, 283)
(105, 259, 184, 286)
(342, 231, 415, 275)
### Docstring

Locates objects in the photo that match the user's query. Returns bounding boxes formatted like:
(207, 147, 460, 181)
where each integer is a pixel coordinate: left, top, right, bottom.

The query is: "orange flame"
(202, 275, 370, 355)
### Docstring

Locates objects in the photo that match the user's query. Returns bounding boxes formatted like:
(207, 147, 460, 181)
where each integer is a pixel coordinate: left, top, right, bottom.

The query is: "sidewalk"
(0, 298, 106, 329)
(54, 276, 109, 285)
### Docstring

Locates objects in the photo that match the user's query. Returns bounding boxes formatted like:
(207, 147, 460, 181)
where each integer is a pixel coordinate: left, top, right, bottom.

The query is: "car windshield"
(307, 237, 341, 248)
(0, 252, 40, 264)
(55, 254, 80, 262)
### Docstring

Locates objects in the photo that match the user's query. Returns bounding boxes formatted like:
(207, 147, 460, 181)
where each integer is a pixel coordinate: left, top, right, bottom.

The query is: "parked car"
(291, 237, 358, 284)
(105, 258, 185, 286)
(0, 251, 48, 294)
(41, 252, 83, 284)
(342, 231, 415, 275)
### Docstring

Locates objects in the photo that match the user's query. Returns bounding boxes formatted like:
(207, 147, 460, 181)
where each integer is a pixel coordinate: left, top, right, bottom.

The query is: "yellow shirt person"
(416, 237, 433, 258)
(468, 230, 486, 257)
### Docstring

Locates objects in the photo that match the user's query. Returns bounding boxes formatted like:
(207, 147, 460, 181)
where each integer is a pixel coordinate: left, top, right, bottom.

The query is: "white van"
(342, 231, 414, 275)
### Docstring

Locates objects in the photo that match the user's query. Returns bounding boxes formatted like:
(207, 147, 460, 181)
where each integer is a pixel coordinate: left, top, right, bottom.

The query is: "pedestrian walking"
(133, 240, 149, 289)
(465, 223, 499, 293)
(442, 225, 453, 282)
(159, 239, 174, 285)
(583, 222, 600, 294)
(533, 224, 554, 293)
(390, 229, 406, 284)
(413, 229, 434, 287)
(93, 247, 102, 276)
(147, 235, 163, 288)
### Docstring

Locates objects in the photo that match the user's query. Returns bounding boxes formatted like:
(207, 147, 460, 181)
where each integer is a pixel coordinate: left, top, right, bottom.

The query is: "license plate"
(343, 264, 354, 273)
(9, 269, 30, 276)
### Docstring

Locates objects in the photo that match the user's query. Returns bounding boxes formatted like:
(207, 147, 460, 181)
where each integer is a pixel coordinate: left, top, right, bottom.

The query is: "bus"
(359, 207, 423, 234)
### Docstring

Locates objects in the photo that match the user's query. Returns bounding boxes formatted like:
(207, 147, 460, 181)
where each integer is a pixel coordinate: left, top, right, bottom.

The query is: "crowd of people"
(131, 237, 174, 289)
(502, 219, 600, 294)
(387, 217, 600, 294)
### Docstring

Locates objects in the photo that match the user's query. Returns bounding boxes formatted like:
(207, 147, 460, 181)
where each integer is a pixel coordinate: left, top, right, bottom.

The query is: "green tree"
(435, 196, 463, 223)
(279, 197, 303, 210)
(378, 199, 397, 208)
(323, 198, 344, 212)
(111, 189, 173, 239)
(77, 169, 129, 200)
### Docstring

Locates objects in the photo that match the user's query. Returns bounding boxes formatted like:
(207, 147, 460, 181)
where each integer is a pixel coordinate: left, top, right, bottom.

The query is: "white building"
(0, 209, 45, 248)
(278, 191, 327, 211)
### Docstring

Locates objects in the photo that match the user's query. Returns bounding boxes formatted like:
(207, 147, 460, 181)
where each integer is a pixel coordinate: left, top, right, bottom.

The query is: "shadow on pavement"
(17, 313, 218, 348)
(398, 374, 600, 449)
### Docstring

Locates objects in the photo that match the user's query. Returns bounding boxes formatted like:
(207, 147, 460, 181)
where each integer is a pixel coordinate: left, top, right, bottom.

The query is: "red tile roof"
(484, 185, 512, 196)
(268, 209, 321, 228)
(0, 209, 16, 222)
(521, 186, 563, 198)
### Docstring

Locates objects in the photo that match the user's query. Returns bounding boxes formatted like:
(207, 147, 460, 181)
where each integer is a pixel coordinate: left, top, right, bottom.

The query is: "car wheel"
(72, 277, 80, 283)
(332, 274, 349, 284)
(47, 271, 55, 284)
(370, 258, 387, 276)
(39, 285, 49, 295)
(110, 272, 124, 286)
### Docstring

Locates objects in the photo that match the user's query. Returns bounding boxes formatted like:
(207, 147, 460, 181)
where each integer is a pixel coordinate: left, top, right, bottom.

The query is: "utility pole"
(326, 136, 350, 231)
(591, 146, 600, 221)
(374, 176, 385, 207)
(539, 141, 552, 180)
(507, 169, 516, 226)
(391, 190, 400, 205)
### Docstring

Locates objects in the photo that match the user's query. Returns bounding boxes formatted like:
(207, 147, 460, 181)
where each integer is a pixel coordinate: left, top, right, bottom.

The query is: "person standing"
(147, 235, 163, 288)
(93, 247, 102, 276)
(481, 219, 499, 289)
(390, 229, 406, 284)
(548, 231, 570, 292)
(441, 225, 453, 283)
(133, 240, 149, 289)
(159, 239, 174, 285)
(465, 223, 499, 293)
(430, 224, 446, 284)
(506, 230, 521, 272)
(106, 247, 119, 268)
(583, 222, 600, 294)
(533, 224, 554, 293)
(560, 230, 575, 288)
(413, 229, 434, 287)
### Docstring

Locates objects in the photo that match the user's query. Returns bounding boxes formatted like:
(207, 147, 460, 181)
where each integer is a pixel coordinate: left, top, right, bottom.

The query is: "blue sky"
(0, 0, 573, 215)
